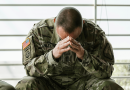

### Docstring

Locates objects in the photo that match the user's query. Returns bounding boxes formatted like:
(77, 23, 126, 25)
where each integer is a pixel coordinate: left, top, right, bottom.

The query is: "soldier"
(0, 80, 16, 90)
(15, 7, 124, 90)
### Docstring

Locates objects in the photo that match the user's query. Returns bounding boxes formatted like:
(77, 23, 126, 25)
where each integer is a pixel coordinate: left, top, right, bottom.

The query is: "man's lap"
(15, 76, 63, 90)
(67, 76, 123, 90)
(15, 76, 123, 90)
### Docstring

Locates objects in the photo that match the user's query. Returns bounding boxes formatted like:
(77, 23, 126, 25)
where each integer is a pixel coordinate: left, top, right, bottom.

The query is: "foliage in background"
(112, 60, 130, 90)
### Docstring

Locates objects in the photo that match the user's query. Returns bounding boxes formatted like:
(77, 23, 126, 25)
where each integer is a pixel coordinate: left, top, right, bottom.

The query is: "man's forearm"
(78, 50, 113, 79)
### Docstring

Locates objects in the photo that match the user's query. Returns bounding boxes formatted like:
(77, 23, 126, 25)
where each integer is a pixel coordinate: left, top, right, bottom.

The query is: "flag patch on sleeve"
(22, 38, 30, 50)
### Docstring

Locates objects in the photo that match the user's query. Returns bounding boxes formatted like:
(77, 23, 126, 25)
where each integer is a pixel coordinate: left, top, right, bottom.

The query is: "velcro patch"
(22, 38, 30, 50)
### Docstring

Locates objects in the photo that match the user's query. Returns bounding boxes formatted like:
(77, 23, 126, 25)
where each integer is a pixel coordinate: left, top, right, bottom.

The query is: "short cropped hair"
(56, 7, 83, 33)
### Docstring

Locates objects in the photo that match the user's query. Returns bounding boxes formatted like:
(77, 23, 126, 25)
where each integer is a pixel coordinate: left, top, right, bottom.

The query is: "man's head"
(55, 7, 83, 39)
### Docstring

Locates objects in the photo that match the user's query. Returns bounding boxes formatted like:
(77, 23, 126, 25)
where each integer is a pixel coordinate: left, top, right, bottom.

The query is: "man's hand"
(53, 36, 84, 60)
(69, 37, 85, 60)
(52, 36, 71, 59)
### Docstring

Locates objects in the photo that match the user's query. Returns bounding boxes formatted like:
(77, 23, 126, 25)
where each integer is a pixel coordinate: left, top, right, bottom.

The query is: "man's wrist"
(78, 50, 85, 60)
(47, 50, 58, 66)
(52, 50, 60, 62)
(77, 58, 82, 62)
(77, 50, 87, 62)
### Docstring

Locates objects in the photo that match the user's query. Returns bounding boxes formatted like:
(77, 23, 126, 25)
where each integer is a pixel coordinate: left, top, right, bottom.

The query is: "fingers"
(55, 36, 84, 59)
(59, 36, 70, 45)
(59, 41, 70, 49)
(70, 42, 79, 50)
(58, 36, 81, 49)
(69, 47, 77, 53)
(58, 36, 72, 49)
(69, 37, 80, 46)
(60, 47, 70, 53)
(57, 36, 81, 51)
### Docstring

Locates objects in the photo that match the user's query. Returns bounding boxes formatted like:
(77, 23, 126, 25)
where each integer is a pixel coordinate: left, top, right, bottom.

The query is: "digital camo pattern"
(16, 18, 124, 90)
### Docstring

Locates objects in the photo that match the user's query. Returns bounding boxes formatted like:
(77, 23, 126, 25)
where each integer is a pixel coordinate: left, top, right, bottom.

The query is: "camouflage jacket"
(22, 17, 114, 86)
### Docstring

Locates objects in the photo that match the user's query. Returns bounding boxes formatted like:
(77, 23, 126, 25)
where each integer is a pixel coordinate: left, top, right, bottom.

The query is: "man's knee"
(0, 80, 15, 90)
(15, 76, 47, 90)
(102, 79, 124, 90)
(15, 76, 38, 89)
(88, 78, 124, 90)
(1, 86, 16, 90)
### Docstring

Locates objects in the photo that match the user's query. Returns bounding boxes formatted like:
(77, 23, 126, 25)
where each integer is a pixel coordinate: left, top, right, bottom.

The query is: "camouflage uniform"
(0, 80, 16, 90)
(15, 18, 124, 90)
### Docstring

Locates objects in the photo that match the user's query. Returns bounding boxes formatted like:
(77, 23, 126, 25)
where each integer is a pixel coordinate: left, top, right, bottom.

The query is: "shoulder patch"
(22, 38, 30, 50)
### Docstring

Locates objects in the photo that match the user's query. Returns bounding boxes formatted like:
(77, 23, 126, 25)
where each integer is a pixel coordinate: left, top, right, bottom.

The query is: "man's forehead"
(56, 26, 82, 39)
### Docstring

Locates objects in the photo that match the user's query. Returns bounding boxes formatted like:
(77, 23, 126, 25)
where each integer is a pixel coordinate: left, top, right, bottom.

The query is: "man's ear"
(54, 17, 56, 23)
(83, 20, 85, 24)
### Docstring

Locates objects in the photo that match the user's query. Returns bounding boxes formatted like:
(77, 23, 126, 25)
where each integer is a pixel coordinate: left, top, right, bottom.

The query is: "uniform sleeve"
(23, 23, 58, 77)
(79, 30, 114, 79)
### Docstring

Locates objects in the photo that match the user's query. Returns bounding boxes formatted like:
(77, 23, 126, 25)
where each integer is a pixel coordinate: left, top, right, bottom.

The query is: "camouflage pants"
(0, 80, 16, 90)
(15, 76, 123, 90)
